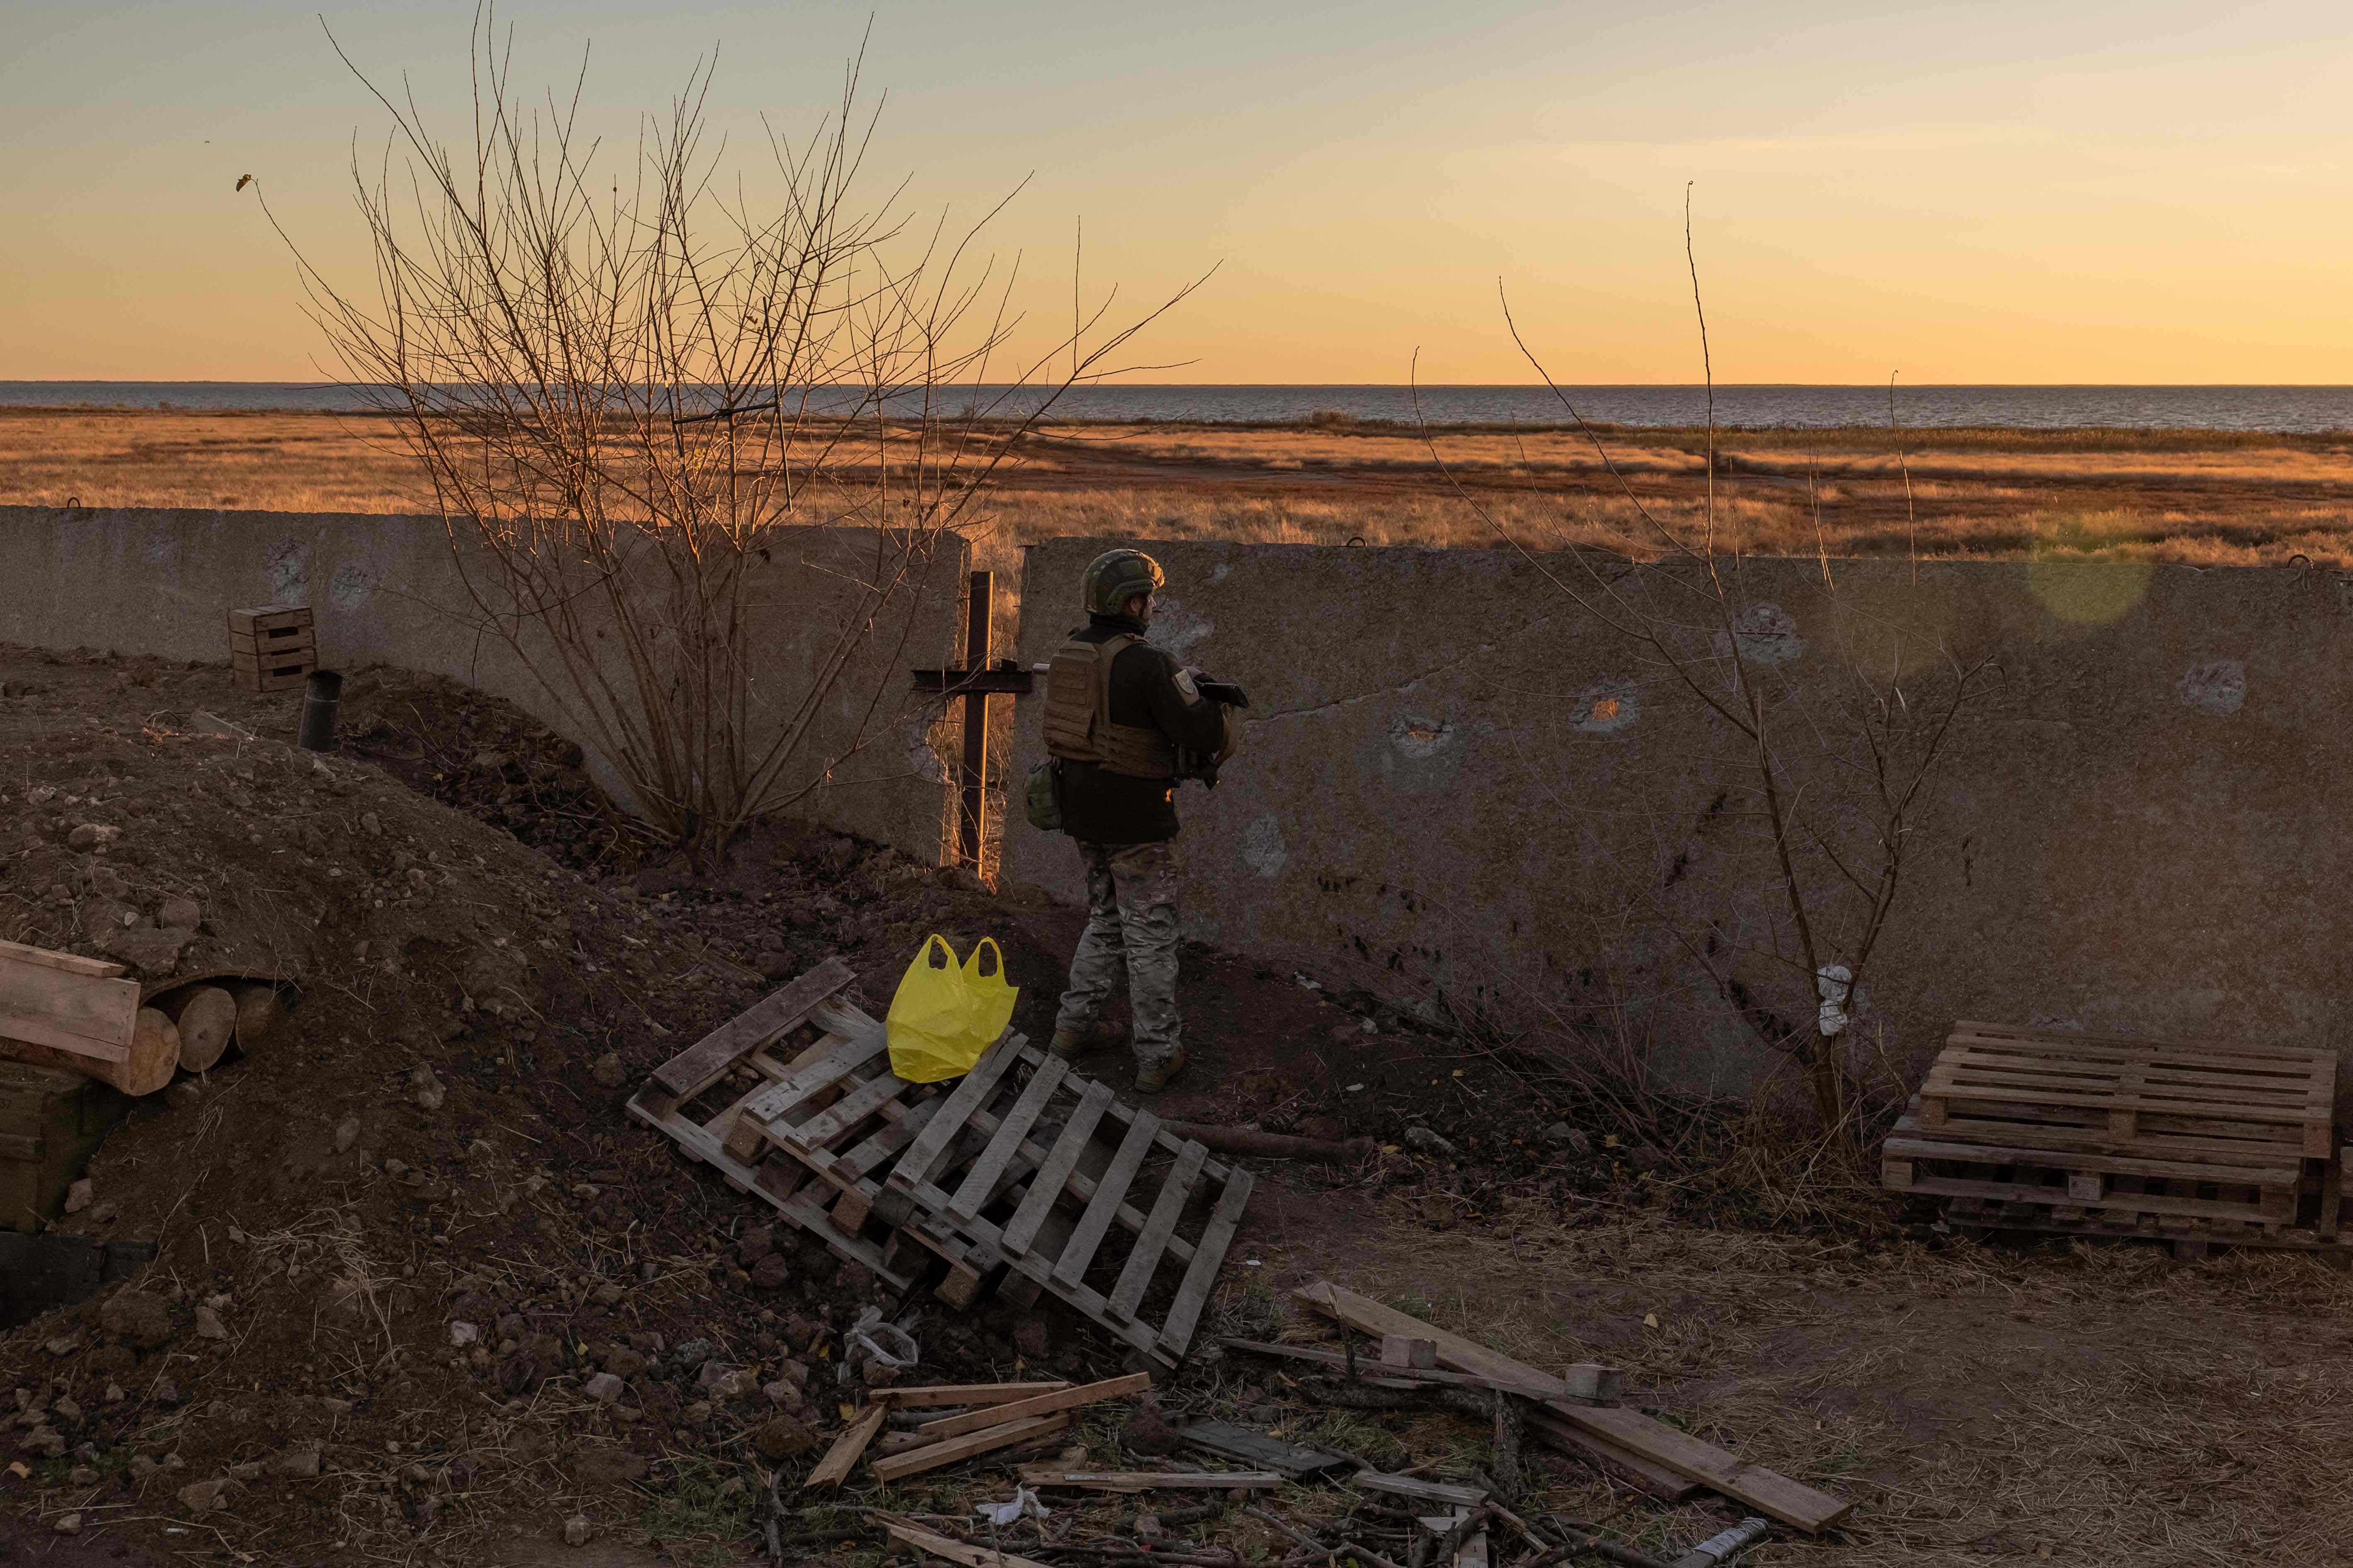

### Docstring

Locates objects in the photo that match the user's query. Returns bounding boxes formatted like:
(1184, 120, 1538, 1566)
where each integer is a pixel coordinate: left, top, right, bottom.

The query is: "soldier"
(1039, 548, 1233, 1091)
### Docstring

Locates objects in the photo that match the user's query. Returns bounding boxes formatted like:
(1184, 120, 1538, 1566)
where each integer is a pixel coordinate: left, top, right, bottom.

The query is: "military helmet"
(1082, 548, 1165, 617)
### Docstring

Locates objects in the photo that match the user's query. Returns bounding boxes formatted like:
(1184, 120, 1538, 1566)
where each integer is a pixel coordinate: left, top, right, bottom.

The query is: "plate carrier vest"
(1043, 631, 1178, 779)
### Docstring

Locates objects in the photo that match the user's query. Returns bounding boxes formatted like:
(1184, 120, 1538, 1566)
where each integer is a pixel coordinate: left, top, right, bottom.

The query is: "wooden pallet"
(1920, 1020, 2335, 1160)
(737, 1023, 1253, 1370)
(1937, 1192, 2353, 1263)
(622, 959, 931, 1294)
(630, 959, 1254, 1369)
(227, 605, 317, 694)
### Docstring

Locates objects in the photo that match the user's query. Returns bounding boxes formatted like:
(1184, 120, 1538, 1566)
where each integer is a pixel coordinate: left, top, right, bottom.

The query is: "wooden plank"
(916, 1372, 1151, 1440)
(946, 1055, 1069, 1219)
(1213, 1339, 1611, 1404)
(1016, 1468, 1284, 1493)
(803, 1403, 888, 1490)
(738, 1024, 893, 1125)
(830, 1094, 942, 1184)
(880, 1517, 1052, 1568)
(1001, 1081, 1114, 1257)
(1899, 1171, 2286, 1225)
(1178, 1420, 1353, 1478)
(652, 958, 854, 1096)
(888, 1035, 1026, 1194)
(1382, 1334, 1438, 1369)
(787, 1065, 917, 1151)
(0, 955, 140, 1064)
(1051, 1110, 1160, 1290)
(869, 1412, 1070, 1483)
(1881, 1125, 2297, 1187)
(1106, 1139, 1206, 1322)
(878, 1382, 1071, 1409)
(1355, 1473, 1488, 1508)
(1523, 1409, 1706, 1503)
(227, 605, 313, 633)
(1155, 1166, 1255, 1358)
(1296, 1281, 1850, 1534)
(0, 941, 125, 982)
(228, 628, 316, 657)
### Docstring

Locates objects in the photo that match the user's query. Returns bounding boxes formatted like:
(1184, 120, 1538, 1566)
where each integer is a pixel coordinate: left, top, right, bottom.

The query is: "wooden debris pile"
(764, 1282, 1847, 1568)
(627, 958, 1253, 1368)
(1884, 1019, 2347, 1258)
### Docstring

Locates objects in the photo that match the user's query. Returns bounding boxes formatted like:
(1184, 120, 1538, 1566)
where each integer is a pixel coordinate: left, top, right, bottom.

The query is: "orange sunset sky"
(8, 1, 2353, 385)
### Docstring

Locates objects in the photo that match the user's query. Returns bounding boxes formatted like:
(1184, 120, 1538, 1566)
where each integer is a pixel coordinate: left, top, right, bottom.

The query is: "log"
(230, 982, 287, 1049)
(1161, 1122, 1376, 1163)
(170, 987, 238, 1073)
(0, 1008, 178, 1096)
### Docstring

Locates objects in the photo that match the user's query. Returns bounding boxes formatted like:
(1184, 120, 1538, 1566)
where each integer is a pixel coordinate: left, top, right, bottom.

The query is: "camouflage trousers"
(1054, 840, 1183, 1068)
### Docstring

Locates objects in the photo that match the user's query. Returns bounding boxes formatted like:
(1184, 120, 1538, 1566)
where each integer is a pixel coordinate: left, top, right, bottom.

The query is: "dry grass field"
(9, 404, 2353, 569)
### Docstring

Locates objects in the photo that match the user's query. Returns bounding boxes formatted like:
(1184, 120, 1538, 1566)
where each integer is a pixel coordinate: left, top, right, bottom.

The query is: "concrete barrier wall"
(0, 507, 966, 860)
(1007, 540, 2353, 1095)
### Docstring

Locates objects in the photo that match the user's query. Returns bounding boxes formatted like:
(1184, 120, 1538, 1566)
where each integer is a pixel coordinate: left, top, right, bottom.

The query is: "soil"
(0, 644, 2344, 1568)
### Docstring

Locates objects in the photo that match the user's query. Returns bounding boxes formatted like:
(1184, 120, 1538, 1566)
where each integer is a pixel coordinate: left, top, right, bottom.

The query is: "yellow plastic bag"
(886, 934, 1019, 1084)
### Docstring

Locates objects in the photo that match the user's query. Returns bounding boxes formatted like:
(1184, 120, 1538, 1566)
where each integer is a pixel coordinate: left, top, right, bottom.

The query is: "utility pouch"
(1024, 757, 1065, 832)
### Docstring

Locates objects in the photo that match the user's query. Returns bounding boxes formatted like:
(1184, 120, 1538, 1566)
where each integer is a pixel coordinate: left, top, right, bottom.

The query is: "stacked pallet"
(1883, 1020, 2345, 1256)
(627, 958, 1253, 1370)
(228, 605, 316, 693)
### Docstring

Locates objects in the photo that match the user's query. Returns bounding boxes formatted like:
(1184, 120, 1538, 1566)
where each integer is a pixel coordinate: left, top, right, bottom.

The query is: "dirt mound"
(0, 647, 1121, 1561)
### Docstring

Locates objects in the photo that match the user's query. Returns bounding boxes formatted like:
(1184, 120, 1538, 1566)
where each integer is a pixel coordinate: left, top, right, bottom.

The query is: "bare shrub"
(258, 15, 1200, 862)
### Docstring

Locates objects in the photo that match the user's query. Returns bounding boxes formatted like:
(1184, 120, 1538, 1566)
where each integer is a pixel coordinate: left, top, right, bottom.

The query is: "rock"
(360, 811, 382, 837)
(1135, 1512, 1164, 1538)
(672, 1339, 713, 1371)
(129, 1454, 159, 1479)
(1122, 1399, 1180, 1457)
(590, 1281, 623, 1307)
(603, 1347, 646, 1379)
(411, 1066, 446, 1111)
(101, 1290, 174, 1350)
(383, 1158, 410, 1180)
(53, 1513, 81, 1535)
(562, 1514, 593, 1547)
(52, 1396, 82, 1423)
(681, 1400, 712, 1430)
(102, 1384, 123, 1405)
(228, 1461, 264, 1483)
(193, 1304, 227, 1340)
(275, 1441, 323, 1478)
(44, 1333, 80, 1356)
(1245, 1402, 1280, 1424)
(761, 1379, 798, 1408)
(752, 1414, 817, 1460)
(333, 1115, 361, 1153)
(750, 1253, 791, 1291)
(63, 1178, 92, 1214)
(737, 1225, 777, 1264)
(106, 925, 189, 974)
(1403, 1125, 1457, 1157)
(90, 865, 129, 901)
(178, 1478, 230, 1512)
(582, 1373, 624, 1404)
(22, 1427, 66, 1458)
(591, 1052, 626, 1088)
(574, 1449, 649, 1487)
(1543, 1122, 1589, 1154)
(88, 1200, 118, 1225)
(496, 1351, 542, 1395)
(153, 1377, 180, 1406)
(68, 1465, 99, 1485)
(158, 896, 202, 931)
(67, 823, 120, 851)
(449, 1321, 480, 1348)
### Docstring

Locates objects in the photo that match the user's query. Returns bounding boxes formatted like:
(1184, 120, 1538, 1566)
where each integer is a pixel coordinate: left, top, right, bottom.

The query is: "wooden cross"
(911, 570, 1034, 869)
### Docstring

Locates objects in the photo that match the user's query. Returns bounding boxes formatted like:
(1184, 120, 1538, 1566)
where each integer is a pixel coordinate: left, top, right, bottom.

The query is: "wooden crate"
(227, 605, 316, 694)
(0, 1062, 129, 1232)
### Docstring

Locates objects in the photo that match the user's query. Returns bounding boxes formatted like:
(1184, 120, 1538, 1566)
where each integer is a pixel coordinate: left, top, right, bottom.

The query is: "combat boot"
(1048, 1020, 1124, 1061)
(1134, 1046, 1187, 1094)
